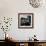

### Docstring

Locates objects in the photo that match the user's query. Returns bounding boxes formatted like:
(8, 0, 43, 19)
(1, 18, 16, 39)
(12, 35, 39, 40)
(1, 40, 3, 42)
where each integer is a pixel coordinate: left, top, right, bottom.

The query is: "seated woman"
(5, 33, 17, 43)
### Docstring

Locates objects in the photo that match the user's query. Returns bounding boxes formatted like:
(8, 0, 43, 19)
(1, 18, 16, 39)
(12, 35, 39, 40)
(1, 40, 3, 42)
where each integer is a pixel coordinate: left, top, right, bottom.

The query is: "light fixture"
(29, 0, 45, 8)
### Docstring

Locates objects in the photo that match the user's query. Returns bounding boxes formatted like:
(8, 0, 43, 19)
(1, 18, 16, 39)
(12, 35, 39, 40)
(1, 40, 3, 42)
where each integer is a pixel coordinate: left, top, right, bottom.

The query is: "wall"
(0, 0, 46, 40)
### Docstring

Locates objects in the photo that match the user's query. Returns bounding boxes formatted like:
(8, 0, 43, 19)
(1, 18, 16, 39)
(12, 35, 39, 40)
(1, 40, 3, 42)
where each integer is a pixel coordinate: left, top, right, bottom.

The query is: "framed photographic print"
(18, 13, 34, 28)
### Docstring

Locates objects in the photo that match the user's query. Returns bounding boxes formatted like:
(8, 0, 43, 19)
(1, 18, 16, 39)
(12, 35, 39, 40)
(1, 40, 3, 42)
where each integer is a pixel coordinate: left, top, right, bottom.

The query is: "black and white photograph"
(18, 13, 34, 28)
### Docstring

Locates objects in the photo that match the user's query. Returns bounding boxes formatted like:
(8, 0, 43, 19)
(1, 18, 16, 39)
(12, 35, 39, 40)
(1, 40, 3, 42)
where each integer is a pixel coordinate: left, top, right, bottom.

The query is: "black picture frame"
(18, 13, 34, 29)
